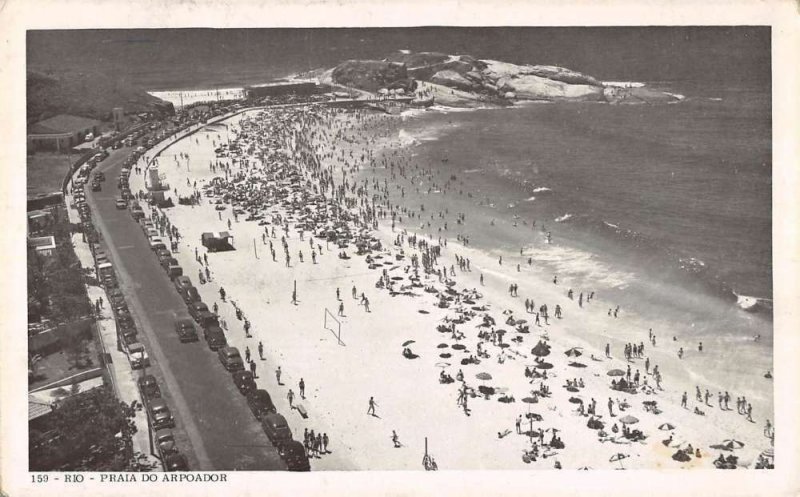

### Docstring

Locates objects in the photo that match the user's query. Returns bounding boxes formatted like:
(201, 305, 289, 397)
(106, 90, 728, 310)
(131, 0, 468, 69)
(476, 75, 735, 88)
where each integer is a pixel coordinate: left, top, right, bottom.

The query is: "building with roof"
(28, 114, 102, 152)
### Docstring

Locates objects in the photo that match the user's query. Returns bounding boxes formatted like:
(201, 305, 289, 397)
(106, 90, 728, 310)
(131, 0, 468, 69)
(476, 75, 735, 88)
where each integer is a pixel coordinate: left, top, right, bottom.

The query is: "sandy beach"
(127, 104, 774, 471)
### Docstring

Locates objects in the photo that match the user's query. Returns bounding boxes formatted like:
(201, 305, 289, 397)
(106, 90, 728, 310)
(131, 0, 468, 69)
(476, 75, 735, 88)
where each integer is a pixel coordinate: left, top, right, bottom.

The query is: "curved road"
(87, 137, 285, 470)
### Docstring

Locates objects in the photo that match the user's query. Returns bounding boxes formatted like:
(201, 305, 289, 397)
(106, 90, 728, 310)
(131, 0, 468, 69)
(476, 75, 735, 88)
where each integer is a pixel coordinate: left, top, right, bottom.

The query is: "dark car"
(187, 301, 209, 321)
(161, 256, 179, 272)
(154, 429, 178, 457)
(148, 399, 175, 430)
(279, 440, 310, 471)
(183, 286, 201, 305)
(137, 374, 161, 400)
(261, 412, 293, 449)
(164, 453, 189, 471)
(246, 389, 276, 419)
(196, 311, 219, 329)
(173, 276, 193, 294)
(232, 370, 256, 395)
(218, 346, 245, 372)
(174, 318, 199, 343)
(203, 325, 227, 351)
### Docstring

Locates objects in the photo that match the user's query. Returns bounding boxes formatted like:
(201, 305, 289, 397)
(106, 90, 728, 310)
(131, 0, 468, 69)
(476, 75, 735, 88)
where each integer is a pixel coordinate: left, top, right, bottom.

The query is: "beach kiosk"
(201, 231, 235, 252)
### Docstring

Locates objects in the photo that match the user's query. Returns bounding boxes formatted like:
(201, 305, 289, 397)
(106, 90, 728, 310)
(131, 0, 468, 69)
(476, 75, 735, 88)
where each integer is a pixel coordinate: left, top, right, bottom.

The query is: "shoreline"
(128, 105, 773, 470)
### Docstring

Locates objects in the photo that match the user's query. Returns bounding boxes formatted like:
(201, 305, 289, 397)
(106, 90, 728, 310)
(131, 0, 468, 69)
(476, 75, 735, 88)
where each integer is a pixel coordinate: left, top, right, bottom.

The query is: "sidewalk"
(70, 223, 156, 468)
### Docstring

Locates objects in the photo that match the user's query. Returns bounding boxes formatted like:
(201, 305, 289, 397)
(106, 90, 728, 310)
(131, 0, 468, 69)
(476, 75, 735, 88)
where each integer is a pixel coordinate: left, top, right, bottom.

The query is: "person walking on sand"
(516, 415, 522, 434)
(605, 343, 610, 358)
(681, 392, 688, 408)
(258, 341, 264, 360)
(323, 433, 329, 453)
(608, 397, 614, 417)
(352, 286, 357, 299)
(336, 287, 341, 300)
(287, 389, 295, 408)
(275, 366, 282, 385)
(705, 389, 711, 406)
(245, 346, 251, 363)
(392, 430, 401, 448)
(480, 273, 484, 285)
(338, 302, 345, 317)
(696, 386, 702, 402)
(367, 396, 377, 416)
(299, 378, 305, 399)
(250, 360, 257, 378)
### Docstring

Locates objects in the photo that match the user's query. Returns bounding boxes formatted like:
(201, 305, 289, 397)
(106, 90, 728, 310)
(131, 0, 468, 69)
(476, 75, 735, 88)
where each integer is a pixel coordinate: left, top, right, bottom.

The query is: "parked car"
(174, 276, 193, 293)
(195, 310, 219, 329)
(203, 325, 227, 351)
(148, 399, 175, 430)
(246, 389, 276, 419)
(218, 346, 245, 372)
(261, 412, 293, 449)
(115, 198, 127, 209)
(183, 286, 201, 305)
(231, 370, 256, 395)
(164, 453, 189, 471)
(174, 318, 199, 343)
(187, 301, 209, 321)
(137, 374, 161, 400)
(154, 429, 178, 457)
(279, 440, 310, 471)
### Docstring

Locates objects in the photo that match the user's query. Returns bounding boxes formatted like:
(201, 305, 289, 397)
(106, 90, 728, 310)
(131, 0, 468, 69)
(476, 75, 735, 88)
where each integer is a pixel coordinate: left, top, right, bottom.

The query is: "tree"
(30, 385, 139, 471)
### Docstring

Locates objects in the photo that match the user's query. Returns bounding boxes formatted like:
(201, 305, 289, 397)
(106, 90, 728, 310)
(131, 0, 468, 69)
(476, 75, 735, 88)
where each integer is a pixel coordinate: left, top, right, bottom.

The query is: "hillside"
(27, 70, 165, 125)
(321, 50, 679, 107)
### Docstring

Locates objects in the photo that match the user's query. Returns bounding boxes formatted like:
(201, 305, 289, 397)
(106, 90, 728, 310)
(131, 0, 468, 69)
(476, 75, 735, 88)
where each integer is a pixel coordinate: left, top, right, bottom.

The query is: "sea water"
(369, 83, 772, 378)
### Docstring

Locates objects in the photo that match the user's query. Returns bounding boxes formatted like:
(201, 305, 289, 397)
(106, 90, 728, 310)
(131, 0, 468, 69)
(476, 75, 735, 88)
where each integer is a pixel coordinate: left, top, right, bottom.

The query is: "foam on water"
(554, 213, 573, 223)
(523, 243, 635, 289)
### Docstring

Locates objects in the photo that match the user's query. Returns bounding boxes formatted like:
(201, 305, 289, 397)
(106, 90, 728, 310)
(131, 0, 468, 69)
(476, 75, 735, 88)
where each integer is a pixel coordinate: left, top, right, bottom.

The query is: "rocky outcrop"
(324, 50, 680, 106)
(430, 70, 479, 92)
(331, 60, 408, 92)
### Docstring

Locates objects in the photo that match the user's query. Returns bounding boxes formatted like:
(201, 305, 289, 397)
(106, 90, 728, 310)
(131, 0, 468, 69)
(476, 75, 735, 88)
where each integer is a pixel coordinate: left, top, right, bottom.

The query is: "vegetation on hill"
(27, 70, 163, 125)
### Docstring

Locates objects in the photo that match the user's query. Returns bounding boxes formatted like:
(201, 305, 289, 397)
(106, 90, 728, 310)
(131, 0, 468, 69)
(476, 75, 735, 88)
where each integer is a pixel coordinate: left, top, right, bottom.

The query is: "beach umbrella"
(452, 344, 467, 351)
(658, 423, 676, 431)
(475, 372, 492, 381)
(535, 362, 553, 370)
(434, 362, 451, 368)
(568, 362, 587, 368)
(565, 347, 583, 357)
(607, 369, 625, 377)
(722, 439, 745, 450)
(402, 340, 415, 347)
(619, 415, 639, 425)
(531, 341, 551, 357)
(609, 453, 629, 469)
(437, 343, 449, 349)
(521, 397, 538, 404)
(516, 319, 528, 325)
(568, 397, 583, 404)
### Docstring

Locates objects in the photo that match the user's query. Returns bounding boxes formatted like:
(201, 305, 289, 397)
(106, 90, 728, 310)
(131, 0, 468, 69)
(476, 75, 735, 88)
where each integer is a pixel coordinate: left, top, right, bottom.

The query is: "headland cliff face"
(314, 50, 679, 107)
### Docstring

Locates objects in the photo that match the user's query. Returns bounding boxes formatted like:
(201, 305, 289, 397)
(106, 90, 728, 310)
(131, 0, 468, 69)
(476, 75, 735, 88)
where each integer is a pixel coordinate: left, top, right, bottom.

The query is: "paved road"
(87, 146, 285, 471)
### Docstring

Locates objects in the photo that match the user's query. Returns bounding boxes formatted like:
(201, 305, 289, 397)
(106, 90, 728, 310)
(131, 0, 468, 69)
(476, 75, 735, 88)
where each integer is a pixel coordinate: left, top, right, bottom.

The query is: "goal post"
(323, 308, 345, 346)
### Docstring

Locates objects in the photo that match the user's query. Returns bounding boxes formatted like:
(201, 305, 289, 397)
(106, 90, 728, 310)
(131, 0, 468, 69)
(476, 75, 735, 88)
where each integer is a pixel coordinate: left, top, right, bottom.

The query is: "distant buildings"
(28, 114, 102, 152)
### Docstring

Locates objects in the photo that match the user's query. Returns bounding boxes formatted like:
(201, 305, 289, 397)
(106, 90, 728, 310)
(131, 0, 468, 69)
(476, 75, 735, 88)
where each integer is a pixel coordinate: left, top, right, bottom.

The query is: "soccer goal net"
(323, 308, 345, 346)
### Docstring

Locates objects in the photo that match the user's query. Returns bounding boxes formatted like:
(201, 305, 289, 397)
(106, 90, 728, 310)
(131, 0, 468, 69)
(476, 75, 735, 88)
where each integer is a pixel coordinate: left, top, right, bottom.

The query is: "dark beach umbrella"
(568, 397, 583, 404)
(521, 397, 538, 405)
(531, 342, 551, 357)
(658, 423, 676, 431)
(565, 347, 583, 357)
(439, 353, 452, 359)
(437, 343, 449, 349)
(402, 340, 415, 347)
(535, 362, 553, 370)
(452, 344, 467, 351)
(607, 369, 625, 377)
(495, 329, 507, 335)
(568, 362, 587, 368)
(499, 343, 510, 348)
(620, 415, 639, 425)
(419, 309, 430, 314)
(475, 372, 492, 381)
(516, 319, 528, 325)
